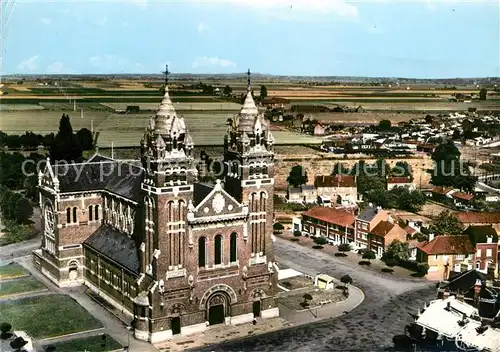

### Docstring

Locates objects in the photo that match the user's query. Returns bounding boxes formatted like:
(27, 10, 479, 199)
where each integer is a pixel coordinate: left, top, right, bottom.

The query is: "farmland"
(1, 77, 499, 147)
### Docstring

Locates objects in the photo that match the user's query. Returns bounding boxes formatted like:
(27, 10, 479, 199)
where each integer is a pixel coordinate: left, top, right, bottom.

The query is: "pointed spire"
(163, 64, 170, 87)
(247, 68, 251, 92)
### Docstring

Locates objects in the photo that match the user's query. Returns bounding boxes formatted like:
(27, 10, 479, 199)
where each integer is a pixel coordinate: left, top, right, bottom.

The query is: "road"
(191, 238, 437, 352)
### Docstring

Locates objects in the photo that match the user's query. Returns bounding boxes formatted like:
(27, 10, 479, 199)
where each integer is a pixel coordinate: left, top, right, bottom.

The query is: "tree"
(331, 163, 349, 175)
(10, 336, 27, 351)
(338, 243, 351, 252)
(364, 188, 394, 209)
(314, 237, 328, 245)
(425, 115, 434, 123)
(287, 165, 308, 188)
(378, 120, 392, 130)
(49, 114, 83, 163)
(76, 128, 94, 151)
(479, 88, 487, 100)
(223, 85, 232, 97)
(340, 274, 353, 287)
(362, 250, 376, 261)
(260, 85, 268, 100)
(383, 240, 409, 263)
(391, 161, 413, 180)
(273, 223, 284, 233)
(13, 197, 33, 224)
(429, 210, 463, 236)
(0, 323, 12, 339)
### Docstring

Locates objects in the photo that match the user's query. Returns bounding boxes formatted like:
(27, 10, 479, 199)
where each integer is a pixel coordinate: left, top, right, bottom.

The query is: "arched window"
(230, 233, 237, 263)
(66, 208, 71, 223)
(73, 207, 78, 223)
(476, 261, 481, 269)
(95, 205, 99, 221)
(89, 205, 93, 221)
(198, 237, 206, 268)
(214, 234, 223, 265)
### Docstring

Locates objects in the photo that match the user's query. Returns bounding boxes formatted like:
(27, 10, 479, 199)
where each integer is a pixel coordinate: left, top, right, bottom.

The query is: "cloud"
(197, 22, 211, 34)
(192, 56, 236, 69)
(195, 0, 358, 18)
(46, 61, 75, 74)
(40, 17, 51, 25)
(89, 55, 145, 72)
(17, 55, 39, 71)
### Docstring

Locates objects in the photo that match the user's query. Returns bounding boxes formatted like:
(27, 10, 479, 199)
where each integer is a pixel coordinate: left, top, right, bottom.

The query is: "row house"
(455, 211, 500, 233)
(314, 175, 358, 206)
(301, 207, 356, 245)
(368, 220, 407, 258)
(287, 185, 317, 204)
(430, 187, 475, 207)
(355, 206, 389, 250)
(386, 176, 415, 191)
(416, 234, 476, 281)
(463, 225, 499, 278)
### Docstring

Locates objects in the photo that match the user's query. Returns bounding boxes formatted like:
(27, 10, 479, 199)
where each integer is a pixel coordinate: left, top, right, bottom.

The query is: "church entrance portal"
(207, 293, 228, 326)
(171, 317, 181, 335)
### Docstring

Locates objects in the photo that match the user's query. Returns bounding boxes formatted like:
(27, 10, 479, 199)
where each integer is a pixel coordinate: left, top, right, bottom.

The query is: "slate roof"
(442, 269, 488, 293)
(51, 160, 144, 202)
(357, 206, 380, 222)
(463, 225, 498, 245)
(84, 225, 140, 275)
(416, 235, 475, 255)
(302, 207, 355, 228)
(193, 182, 214, 206)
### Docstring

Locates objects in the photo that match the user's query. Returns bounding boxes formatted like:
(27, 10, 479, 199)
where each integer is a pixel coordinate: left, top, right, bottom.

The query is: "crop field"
(100, 101, 242, 111)
(0, 104, 44, 111)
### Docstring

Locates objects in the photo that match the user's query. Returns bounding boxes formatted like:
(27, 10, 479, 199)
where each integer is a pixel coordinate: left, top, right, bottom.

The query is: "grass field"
(0, 277, 47, 297)
(0, 104, 44, 111)
(0, 263, 28, 280)
(100, 102, 242, 111)
(46, 334, 122, 352)
(0, 294, 103, 338)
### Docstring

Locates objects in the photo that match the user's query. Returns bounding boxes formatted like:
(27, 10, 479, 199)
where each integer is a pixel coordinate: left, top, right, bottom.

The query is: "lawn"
(46, 334, 122, 352)
(0, 294, 103, 339)
(0, 277, 47, 297)
(0, 262, 28, 280)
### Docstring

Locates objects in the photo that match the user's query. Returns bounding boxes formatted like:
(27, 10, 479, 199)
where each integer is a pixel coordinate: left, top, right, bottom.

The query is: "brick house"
(386, 176, 415, 191)
(34, 77, 279, 343)
(464, 225, 499, 278)
(416, 234, 475, 281)
(300, 207, 356, 245)
(431, 186, 455, 202)
(354, 206, 389, 250)
(368, 220, 408, 258)
(451, 192, 475, 207)
(314, 175, 357, 206)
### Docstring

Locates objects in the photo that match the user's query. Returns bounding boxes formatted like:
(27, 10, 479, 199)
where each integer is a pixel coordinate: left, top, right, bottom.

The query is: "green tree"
(223, 85, 232, 96)
(389, 187, 426, 212)
(391, 161, 413, 180)
(287, 165, 308, 188)
(49, 114, 83, 163)
(479, 88, 487, 100)
(76, 128, 94, 151)
(429, 210, 464, 236)
(378, 119, 392, 130)
(340, 274, 353, 287)
(260, 85, 268, 100)
(338, 243, 351, 252)
(331, 162, 350, 175)
(13, 197, 33, 224)
(362, 250, 376, 261)
(364, 188, 394, 209)
(383, 240, 409, 263)
(0, 322, 12, 339)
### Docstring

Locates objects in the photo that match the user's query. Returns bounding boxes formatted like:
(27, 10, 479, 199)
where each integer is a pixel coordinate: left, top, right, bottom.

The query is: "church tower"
(223, 69, 276, 261)
(140, 65, 197, 281)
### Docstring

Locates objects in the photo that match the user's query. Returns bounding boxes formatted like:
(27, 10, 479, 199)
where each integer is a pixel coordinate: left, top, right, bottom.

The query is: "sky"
(2, 0, 499, 78)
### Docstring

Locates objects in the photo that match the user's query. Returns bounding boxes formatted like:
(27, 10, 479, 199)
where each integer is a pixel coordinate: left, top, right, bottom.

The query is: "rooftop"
(455, 211, 500, 224)
(387, 176, 412, 184)
(302, 207, 355, 228)
(417, 235, 475, 255)
(370, 220, 395, 237)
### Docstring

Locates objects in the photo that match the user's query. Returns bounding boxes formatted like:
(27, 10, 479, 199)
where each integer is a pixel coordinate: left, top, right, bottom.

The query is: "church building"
(34, 70, 279, 343)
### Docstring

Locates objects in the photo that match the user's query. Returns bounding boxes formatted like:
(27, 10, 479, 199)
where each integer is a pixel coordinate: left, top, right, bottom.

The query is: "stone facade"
(34, 73, 279, 344)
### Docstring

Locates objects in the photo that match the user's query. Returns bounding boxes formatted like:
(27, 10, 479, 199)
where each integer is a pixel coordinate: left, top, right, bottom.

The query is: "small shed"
(314, 274, 335, 290)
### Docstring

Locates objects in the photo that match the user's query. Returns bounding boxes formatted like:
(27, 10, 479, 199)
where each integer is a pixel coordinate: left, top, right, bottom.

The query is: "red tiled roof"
(404, 226, 417, 235)
(455, 211, 500, 224)
(452, 192, 475, 201)
(303, 207, 355, 228)
(387, 177, 412, 184)
(417, 235, 474, 255)
(370, 220, 395, 237)
(314, 175, 356, 188)
(432, 186, 454, 195)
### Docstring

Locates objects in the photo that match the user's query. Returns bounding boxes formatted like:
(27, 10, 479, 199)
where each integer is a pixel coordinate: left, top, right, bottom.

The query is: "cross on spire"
(163, 64, 170, 86)
(247, 68, 251, 92)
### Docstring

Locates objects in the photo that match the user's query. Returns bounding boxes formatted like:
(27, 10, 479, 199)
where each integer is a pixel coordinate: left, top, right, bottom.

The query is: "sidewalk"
(15, 255, 157, 352)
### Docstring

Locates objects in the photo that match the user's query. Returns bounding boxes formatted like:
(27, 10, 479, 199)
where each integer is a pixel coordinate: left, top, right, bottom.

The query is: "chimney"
(376, 206, 382, 213)
(487, 236, 493, 244)
(429, 233, 435, 242)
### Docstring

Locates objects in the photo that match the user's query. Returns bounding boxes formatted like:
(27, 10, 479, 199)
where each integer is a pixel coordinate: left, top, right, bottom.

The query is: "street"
(191, 237, 436, 351)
